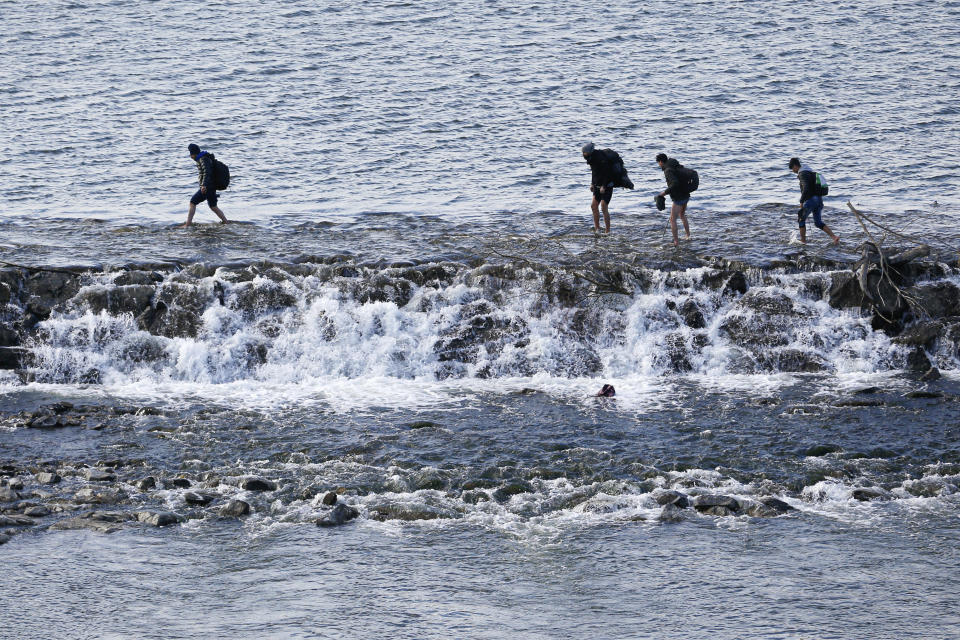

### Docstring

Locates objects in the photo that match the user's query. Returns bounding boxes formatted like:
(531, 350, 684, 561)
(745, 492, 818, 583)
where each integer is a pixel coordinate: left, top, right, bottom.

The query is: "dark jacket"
(195, 151, 215, 188)
(797, 166, 817, 203)
(662, 158, 688, 199)
(586, 150, 616, 189)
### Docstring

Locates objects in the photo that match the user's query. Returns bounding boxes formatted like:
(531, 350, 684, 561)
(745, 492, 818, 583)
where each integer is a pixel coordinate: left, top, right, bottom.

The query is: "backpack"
(601, 148, 634, 190)
(212, 158, 230, 190)
(815, 172, 828, 196)
(682, 167, 699, 192)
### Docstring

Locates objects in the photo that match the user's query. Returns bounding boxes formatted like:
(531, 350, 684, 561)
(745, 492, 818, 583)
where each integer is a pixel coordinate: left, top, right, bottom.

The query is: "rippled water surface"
(2, 1, 960, 638)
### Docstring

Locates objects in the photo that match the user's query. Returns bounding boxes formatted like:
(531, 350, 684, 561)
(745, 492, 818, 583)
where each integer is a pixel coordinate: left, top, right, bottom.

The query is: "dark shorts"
(799, 196, 824, 229)
(592, 185, 612, 204)
(671, 192, 690, 205)
(190, 188, 219, 207)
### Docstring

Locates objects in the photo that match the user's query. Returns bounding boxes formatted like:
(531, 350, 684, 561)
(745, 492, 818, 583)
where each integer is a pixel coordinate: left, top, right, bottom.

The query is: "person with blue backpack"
(788, 157, 839, 245)
(179, 143, 230, 228)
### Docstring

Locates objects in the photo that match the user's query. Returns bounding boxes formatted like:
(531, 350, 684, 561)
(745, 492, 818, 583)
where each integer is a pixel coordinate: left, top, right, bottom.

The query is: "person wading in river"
(179, 143, 229, 228)
(582, 142, 618, 234)
(655, 153, 694, 247)
(788, 157, 839, 245)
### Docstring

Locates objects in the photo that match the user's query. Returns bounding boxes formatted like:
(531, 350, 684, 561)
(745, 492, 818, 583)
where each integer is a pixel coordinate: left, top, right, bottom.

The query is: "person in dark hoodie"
(582, 142, 615, 234)
(655, 153, 691, 247)
(179, 143, 229, 228)
(788, 157, 838, 245)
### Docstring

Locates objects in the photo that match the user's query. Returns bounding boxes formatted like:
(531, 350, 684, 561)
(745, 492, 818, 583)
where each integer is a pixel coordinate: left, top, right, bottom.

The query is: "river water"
(2, 1, 960, 638)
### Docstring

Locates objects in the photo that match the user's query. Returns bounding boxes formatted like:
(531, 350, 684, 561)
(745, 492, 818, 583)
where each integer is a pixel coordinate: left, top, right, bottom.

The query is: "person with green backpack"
(179, 143, 230, 227)
(788, 157, 838, 245)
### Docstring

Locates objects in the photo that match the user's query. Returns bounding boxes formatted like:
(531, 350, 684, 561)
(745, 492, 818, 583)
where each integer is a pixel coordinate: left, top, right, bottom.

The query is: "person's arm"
(798, 170, 816, 203)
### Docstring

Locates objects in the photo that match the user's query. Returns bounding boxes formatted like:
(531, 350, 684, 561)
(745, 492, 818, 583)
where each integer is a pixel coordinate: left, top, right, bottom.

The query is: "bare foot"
(177, 222, 191, 228)
(684, 234, 691, 241)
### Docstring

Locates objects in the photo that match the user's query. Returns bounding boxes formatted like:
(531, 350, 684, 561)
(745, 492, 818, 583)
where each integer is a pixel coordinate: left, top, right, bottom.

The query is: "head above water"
(788, 157, 801, 173)
(188, 143, 201, 158)
(655, 152, 668, 168)
(581, 142, 595, 158)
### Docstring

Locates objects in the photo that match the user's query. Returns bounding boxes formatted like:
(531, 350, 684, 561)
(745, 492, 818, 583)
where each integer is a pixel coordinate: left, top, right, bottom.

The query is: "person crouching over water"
(582, 142, 615, 234)
(180, 143, 229, 228)
(788, 157, 839, 245)
(655, 153, 694, 247)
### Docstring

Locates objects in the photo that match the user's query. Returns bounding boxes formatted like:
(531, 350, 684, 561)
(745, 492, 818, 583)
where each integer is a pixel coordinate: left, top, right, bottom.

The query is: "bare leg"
(799, 225, 807, 243)
(591, 196, 601, 232)
(821, 224, 839, 244)
(179, 202, 198, 228)
(678, 203, 690, 239)
(601, 199, 610, 233)
(669, 204, 681, 246)
(210, 205, 229, 224)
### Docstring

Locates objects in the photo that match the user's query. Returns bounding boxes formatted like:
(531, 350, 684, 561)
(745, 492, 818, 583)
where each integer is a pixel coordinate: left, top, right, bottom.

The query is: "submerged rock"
(852, 487, 890, 502)
(317, 502, 359, 527)
(183, 491, 215, 506)
(23, 506, 51, 517)
(240, 477, 277, 492)
(135, 476, 157, 491)
(321, 492, 338, 506)
(135, 511, 182, 527)
(219, 499, 250, 517)
(658, 503, 685, 522)
(51, 511, 132, 534)
(35, 472, 61, 485)
(0, 486, 19, 502)
(654, 490, 690, 509)
(692, 494, 742, 515)
(84, 468, 117, 482)
(0, 514, 35, 526)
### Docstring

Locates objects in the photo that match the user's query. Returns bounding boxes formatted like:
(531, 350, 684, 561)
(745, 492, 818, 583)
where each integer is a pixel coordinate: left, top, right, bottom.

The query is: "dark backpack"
(212, 159, 230, 190)
(682, 167, 699, 192)
(601, 148, 635, 190)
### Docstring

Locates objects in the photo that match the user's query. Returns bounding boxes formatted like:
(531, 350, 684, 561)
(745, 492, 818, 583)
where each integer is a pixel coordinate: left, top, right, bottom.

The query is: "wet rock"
(135, 476, 157, 491)
(460, 490, 489, 505)
(232, 280, 298, 315)
(240, 477, 277, 492)
(0, 514, 35, 526)
(412, 469, 447, 491)
(492, 481, 534, 503)
(827, 271, 864, 309)
(920, 367, 941, 382)
(35, 471, 63, 484)
(0, 346, 26, 370)
(0, 486, 19, 502)
(692, 495, 742, 515)
(219, 499, 250, 517)
(368, 503, 449, 522)
(833, 398, 885, 407)
(0, 533, 9, 545)
(5, 477, 24, 491)
(114, 270, 163, 287)
(761, 497, 796, 513)
(914, 281, 960, 319)
(893, 322, 942, 348)
(906, 390, 943, 399)
(654, 490, 690, 509)
(0, 322, 19, 347)
(678, 299, 706, 329)
(74, 284, 155, 316)
(52, 510, 132, 533)
(166, 477, 192, 489)
(805, 444, 841, 457)
(23, 506, 51, 517)
(135, 511, 182, 527)
(852, 487, 890, 501)
(317, 502, 360, 527)
(906, 347, 931, 372)
(721, 271, 748, 296)
(85, 468, 117, 482)
(183, 491, 215, 506)
(854, 386, 881, 395)
(74, 487, 124, 504)
(658, 503, 684, 522)
(24, 270, 81, 308)
(321, 492, 338, 506)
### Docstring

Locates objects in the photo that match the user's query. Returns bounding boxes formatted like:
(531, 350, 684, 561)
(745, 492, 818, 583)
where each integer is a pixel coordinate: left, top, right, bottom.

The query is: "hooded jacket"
(796, 165, 818, 203)
(662, 158, 688, 199)
(195, 151, 216, 189)
(586, 150, 617, 189)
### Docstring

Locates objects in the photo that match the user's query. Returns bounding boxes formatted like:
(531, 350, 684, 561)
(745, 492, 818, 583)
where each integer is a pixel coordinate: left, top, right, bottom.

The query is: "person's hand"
(201, 186, 207, 194)
(599, 186, 605, 194)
